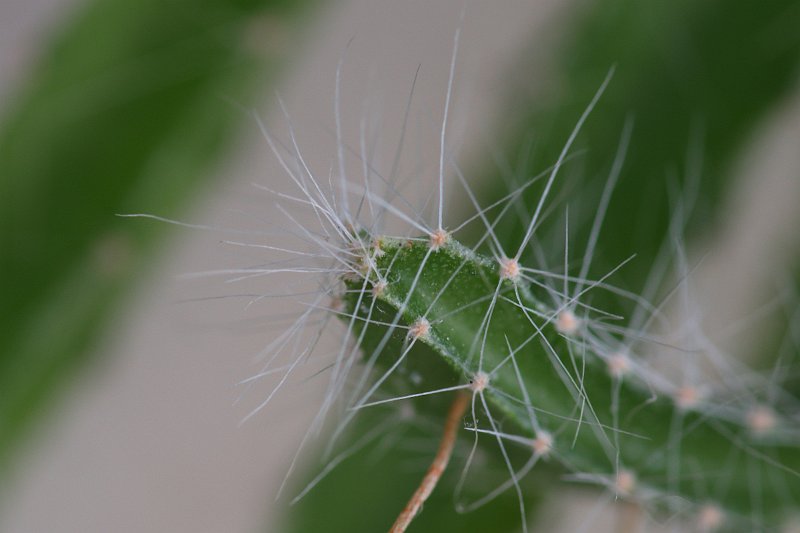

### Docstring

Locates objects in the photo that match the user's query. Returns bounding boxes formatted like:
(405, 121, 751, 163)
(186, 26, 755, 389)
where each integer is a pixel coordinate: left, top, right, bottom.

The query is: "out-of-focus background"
(0, 1, 569, 531)
(0, 0, 798, 532)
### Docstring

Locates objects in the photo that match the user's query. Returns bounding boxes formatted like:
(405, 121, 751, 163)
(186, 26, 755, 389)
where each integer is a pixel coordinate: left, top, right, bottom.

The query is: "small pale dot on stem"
(408, 318, 430, 340)
(470, 371, 489, 393)
(556, 310, 580, 335)
(498, 257, 520, 282)
(429, 228, 449, 251)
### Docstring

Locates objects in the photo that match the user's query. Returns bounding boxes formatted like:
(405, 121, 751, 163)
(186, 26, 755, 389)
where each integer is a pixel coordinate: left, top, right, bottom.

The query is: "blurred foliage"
(485, 0, 800, 302)
(0, 0, 317, 474)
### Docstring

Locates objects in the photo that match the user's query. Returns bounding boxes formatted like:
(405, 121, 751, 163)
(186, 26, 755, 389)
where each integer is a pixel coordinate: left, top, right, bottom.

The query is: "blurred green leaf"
(483, 0, 800, 300)
(0, 0, 318, 473)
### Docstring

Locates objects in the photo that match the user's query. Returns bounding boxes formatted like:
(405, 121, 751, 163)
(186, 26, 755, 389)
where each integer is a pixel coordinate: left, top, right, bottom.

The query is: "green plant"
(3, 0, 798, 531)
(261, 5, 800, 530)
(265, 103, 799, 533)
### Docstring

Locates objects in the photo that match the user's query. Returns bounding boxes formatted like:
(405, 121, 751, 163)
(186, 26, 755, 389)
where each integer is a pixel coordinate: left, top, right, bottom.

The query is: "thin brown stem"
(389, 391, 469, 533)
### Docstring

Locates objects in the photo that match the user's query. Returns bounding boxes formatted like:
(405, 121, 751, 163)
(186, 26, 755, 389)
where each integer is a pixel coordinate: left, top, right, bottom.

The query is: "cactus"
(253, 63, 800, 531)
(336, 233, 799, 531)
(267, 3, 800, 531)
